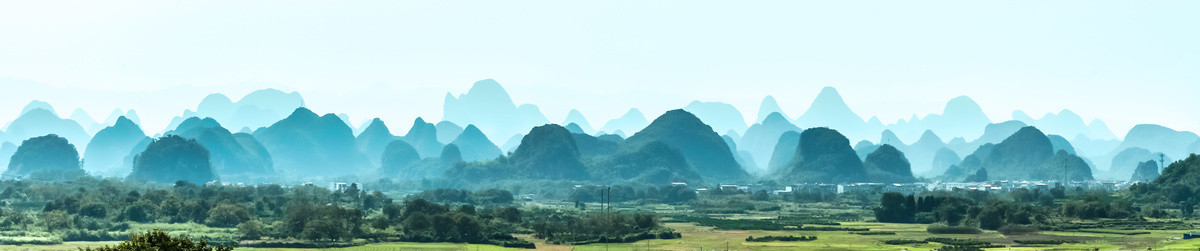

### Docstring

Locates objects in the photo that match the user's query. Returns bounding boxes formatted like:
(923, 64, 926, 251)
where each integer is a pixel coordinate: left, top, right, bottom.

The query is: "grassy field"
(3, 221, 1197, 251)
(2, 201, 1196, 251)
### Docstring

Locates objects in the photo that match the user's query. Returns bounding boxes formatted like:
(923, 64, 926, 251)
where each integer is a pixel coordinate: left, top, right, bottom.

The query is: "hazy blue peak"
(516, 104, 549, 122)
(564, 109, 589, 124)
(1122, 124, 1178, 139)
(405, 117, 437, 139)
(285, 107, 319, 121)
(466, 79, 510, 99)
(855, 140, 875, 149)
(319, 113, 349, 128)
(682, 100, 748, 134)
(627, 108, 644, 116)
(200, 93, 233, 103)
(762, 112, 790, 125)
(809, 86, 852, 111)
(1011, 110, 1035, 123)
(562, 109, 593, 134)
(451, 78, 515, 108)
(1046, 134, 1077, 155)
(175, 117, 222, 132)
(1055, 109, 1081, 119)
(443, 79, 546, 143)
(819, 86, 839, 96)
(69, 109, 96, 125)
(887, 95, 989, 143)
(361, 118, 389, 134)
(917, 130, 943, 144)
(725, 129, 740, 139)
(103, 108, 125, 125)
(1117, 124, 1200, 159)
(435, 120, 460, 128)
(599, 108, 650, 135)
(452, 123, 504, 162)
(980, 120, 1028, 138)
(190, 90, 304, 134)
(1087, 119, 1117, 140)
(113, 116, 138, 129)
(239, 88, 305, 112)
(867, 116, 882, 125)
(944, 95, 984, 116)
(462, 124, 483, 134)
(564, 123, 585, 134)
(756, 95, 786, 123)
(619, 108, 647, 122)
(941, 95, 991, 125)
(10, 107, 87, 133)
(434, 121, 464, 144)
(880, 129, 904, 146)
(368, 117, 385, 126)
(19, 100, 56, 117)
(124, 110, 141, 125)
(795, 86, 865, 138)
(197, 93, 234, 112)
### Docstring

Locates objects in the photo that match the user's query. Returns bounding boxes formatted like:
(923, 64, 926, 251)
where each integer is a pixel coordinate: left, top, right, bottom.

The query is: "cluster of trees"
(368, 199, 532, 247)
(527, 209, 679, 245)
(85, 229, 232, 251)
(0, 176, 536, 247)
(1131, 155, 1200, 204)
(875, 184, 1144, 231)
(877, 192, 981, 225)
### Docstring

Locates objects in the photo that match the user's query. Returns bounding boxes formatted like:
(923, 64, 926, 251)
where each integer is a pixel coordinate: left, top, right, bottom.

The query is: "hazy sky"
(1, 1, 1197, 136)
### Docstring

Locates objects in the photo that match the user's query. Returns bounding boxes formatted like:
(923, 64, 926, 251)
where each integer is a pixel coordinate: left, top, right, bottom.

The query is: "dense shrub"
(997, 224, 1040, 235)
(852, 231, 895, 235)
(745, 235, 816, 242)
(883, 239, 928, 245)
(924, 237, 990, 246)
(1015, 239, 1073, 245)
(926, 224, 982, 234)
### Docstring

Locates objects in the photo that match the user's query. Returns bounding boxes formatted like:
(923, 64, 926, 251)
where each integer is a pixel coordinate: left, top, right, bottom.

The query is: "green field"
(8, 220, 1197, 251)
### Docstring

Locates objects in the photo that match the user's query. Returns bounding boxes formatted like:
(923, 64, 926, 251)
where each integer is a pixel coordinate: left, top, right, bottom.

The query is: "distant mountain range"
(165, 89, 305, 134)
(443, 79, 549, 144)
(1, 80, 1196, 185)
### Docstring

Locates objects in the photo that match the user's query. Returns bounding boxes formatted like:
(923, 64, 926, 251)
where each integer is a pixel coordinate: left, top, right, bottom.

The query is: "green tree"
(237, 220, 264, 240)
(38, 210, 74, 231)
(876, 192, 916, 223)
(205, 204, 251, 228)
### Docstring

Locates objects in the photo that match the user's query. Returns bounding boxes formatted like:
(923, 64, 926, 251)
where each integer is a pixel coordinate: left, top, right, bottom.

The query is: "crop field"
(4, 220, 1197, 251)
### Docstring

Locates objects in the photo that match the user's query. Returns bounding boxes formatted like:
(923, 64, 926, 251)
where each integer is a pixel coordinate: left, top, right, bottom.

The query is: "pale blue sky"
(0, 1, 1197, 136)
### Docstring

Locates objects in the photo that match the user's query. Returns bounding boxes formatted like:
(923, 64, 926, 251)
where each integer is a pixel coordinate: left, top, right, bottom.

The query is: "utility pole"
(607, 186, 612, 214)
(1159, 153, 1166, 171)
